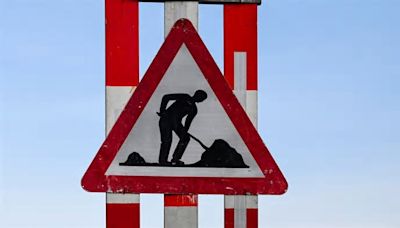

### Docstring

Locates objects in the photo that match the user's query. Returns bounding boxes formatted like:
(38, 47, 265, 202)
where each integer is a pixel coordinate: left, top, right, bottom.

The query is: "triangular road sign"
(82, 19, 287, 195)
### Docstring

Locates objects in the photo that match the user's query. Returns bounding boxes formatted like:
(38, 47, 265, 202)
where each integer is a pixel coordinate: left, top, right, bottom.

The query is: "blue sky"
(1, 0, 400, 227)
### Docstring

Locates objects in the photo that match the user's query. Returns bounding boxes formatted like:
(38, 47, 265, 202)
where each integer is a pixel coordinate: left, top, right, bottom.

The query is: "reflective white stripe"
(246, 90, 257, 128)
(165, 207, 198, 228)
(106, 86, 136, 134)
(246, 195, 258, 209)
(224, 195, 235, 209)
(106, 86, 138, 205)
(233, 53, 257, 128)
(234, 196, 246, 228)
(164, 2, 198, 38)
(106, 193, 140, 204)
(234, 52, 247, 107)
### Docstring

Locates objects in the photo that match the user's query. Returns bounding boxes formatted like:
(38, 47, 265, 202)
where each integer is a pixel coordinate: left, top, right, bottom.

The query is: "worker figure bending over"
(157, 90, 207, 166)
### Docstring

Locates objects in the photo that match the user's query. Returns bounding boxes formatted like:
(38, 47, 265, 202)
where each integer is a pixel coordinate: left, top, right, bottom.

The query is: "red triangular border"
(81, 19, 287, 195)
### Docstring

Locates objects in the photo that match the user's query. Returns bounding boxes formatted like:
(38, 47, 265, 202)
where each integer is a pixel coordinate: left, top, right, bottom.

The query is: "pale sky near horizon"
(1, 0, 400, 227)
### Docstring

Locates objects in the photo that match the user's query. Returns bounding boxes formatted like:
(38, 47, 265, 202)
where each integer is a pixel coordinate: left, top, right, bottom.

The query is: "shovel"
(187, 132, 209, 150)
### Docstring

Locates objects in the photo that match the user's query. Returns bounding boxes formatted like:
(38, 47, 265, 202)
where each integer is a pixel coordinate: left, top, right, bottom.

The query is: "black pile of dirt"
(191, 139, 249, 168)
(119, 152, 147, 166)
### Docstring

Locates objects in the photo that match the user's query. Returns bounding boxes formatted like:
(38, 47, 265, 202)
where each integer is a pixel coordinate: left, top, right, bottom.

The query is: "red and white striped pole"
(164, 3, 199, 228)
(164, 195, 198, 227)
(105, 0, 140, 227)
(224, 5, 259, 228)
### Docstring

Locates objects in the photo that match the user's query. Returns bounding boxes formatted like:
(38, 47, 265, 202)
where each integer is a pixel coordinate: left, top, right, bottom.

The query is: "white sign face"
(105, 45, 263, 178)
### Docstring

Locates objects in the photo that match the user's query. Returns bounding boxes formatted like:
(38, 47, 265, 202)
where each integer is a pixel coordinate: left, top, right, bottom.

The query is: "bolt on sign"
(82, 19, 287, 195)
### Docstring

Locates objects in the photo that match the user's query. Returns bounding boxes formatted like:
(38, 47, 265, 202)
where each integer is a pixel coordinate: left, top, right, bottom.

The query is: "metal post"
(165, 1, 198, 37)
(164, 2, 199, 228)
(164, 195, 198, 228)
(224, 4, 259, 228)
(105, 0, 140, 227)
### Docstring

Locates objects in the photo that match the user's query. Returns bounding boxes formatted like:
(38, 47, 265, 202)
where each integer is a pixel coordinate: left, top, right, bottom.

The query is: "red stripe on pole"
(223, 5, 258, 90)
(164, 195, 198, 207)
(224, 208, 234, 228)
(247, 208, 258, 228)
(106, 0, 139, 86)
(106, 203, 140, 228)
